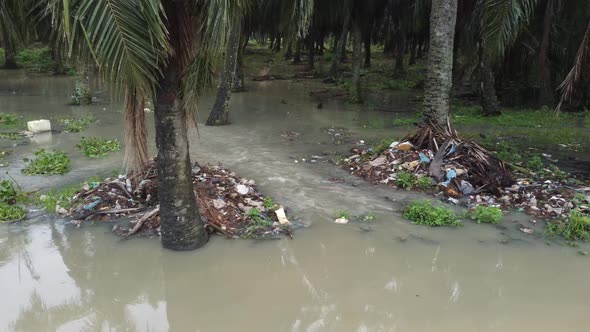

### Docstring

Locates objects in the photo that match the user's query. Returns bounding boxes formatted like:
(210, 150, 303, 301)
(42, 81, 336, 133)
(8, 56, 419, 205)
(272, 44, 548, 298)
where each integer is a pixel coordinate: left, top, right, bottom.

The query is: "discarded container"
(334, 217, 349, 224)
(275, 207, 290, 225)
(396, 142, 413, 151)
(27, 119, 51, 133)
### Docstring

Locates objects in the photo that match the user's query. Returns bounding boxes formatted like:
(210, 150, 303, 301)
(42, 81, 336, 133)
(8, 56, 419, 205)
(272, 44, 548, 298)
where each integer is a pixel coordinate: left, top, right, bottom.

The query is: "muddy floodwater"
(1, 71, 590, 332)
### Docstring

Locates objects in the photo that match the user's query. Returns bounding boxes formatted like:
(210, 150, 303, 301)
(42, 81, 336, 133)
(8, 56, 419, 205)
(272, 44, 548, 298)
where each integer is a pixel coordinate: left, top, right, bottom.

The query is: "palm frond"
(557, 20, 590, 111)
(481, 0, 539, 60)
(63, 0, 171, 92)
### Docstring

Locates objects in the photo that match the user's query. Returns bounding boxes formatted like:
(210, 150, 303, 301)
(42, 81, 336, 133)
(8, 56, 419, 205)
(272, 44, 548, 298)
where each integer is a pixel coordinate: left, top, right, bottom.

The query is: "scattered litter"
(334, 217, 349, 224)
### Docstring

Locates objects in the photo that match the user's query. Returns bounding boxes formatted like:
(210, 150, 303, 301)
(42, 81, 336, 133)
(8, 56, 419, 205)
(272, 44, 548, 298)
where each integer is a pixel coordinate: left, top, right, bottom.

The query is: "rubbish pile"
(341, 140, 590, 220)
(65, 159, 292, 239)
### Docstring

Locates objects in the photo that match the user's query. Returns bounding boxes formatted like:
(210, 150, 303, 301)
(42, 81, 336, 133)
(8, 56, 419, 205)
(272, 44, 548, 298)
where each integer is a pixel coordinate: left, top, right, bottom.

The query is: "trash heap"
(66, 159, 292, 239)
(341, 140, 590, 220)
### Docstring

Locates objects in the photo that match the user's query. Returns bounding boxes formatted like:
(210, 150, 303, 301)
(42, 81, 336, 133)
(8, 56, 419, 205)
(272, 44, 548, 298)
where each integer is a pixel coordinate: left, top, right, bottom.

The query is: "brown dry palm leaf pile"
(66, 159, 293, 239)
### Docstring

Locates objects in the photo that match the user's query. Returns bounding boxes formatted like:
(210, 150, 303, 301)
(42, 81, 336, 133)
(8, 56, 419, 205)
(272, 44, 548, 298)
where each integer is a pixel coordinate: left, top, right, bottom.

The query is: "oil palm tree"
(38, 0, 314, 250)
(0, 0, 30, 68)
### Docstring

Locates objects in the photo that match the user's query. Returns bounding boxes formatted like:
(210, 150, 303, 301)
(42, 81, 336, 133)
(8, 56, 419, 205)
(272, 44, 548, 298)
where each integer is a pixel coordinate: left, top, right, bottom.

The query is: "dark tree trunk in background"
(206, 20, 241, 126)
(350, 19, 363, 103)
(422, 0, 458, 126)
(155, 2, 208, 251)
(273, 34, 281, 52)
(284, 42, 293, 60)
(293, 40, 302, 63)
(479, 39, 501, 116)
(3, 39, 18, 69)
(409, 41, 417, 65)
(231, 26, 246, 92)
(328, 13, 351, 78)
(306, 37, 315, 70)
(364, 30, 371, 68)
(395, 35, 406, 74)
(52, 47, 66, 75)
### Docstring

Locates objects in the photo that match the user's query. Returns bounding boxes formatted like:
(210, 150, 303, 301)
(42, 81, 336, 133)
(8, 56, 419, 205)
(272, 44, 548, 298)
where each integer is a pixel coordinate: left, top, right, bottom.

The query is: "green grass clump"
(396, 171, 417, 189)
(76, 137, 120, 158)
(493, 141, 523, 164)
(0, 203, 26, 223)
(380, 79, 415, 90)
(403, 200, 462, 227)
(15, 47, 55, 73)
(0, 113, 21, 129)
(263, 196, 276, 209)
(466, 205, 503, 224)
(415, 175, 434, 189)
(35, 177, 100, 213)
(545, 210, 590, 242)
(22, 149, 71, 175)
(246, 207, 272, 227)
(61, 116, 94, 132)
(372, 138, 394, 155)
(0, 179, 19, 204)
(526, 155, 544, 172)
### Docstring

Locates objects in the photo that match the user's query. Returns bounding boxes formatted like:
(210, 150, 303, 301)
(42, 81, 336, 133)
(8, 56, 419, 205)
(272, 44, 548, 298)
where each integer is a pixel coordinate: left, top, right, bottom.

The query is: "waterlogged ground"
(1, 71, 590, 332)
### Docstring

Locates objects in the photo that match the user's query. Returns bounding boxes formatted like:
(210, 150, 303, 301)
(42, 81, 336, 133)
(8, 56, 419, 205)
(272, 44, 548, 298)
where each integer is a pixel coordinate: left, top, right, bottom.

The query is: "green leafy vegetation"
(526, 155, 544, 172)
(22, 149, 71, 175)
(0, 113, 21, 129)
(0, 179, 18, 204)
(379, 79, 416, 90)
(466, 206, 503, 224)
(75, 137, 120, 158)
(336, 210, 350, 219)
(545, 210, 590, 242)
(263, 196, 276, 209)
(246, 207, 272, 227)
(0, 203, 26, 223)
(14, 47, 55, 73)
(35, 177, 100, 213)
(372, 138, 394, 155)
(403, 200, 462, 227)
(415, 175, 434, 189)
(61, 116, 95, 132)
(360, 213, 376, 222)
(396, 171, 417, 189)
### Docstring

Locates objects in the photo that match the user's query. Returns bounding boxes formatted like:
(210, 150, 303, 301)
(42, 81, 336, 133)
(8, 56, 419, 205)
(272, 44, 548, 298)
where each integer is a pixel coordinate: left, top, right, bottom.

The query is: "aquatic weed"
(61, 116, 95, 132)
(0, 113, 21, 128)
(403, 200, 462, 227)
(76, 137, 120, 158)
(466, 206, 503, 224)
(0, 203, 26, 223)
(22, 149, 71, 175)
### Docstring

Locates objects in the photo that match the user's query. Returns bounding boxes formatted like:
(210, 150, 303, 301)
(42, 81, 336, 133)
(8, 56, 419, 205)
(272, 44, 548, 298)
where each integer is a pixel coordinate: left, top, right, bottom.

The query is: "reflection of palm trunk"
(231, 31, 246, 92)
(156, 1, 208, 250)
(206, 20, 242, 126)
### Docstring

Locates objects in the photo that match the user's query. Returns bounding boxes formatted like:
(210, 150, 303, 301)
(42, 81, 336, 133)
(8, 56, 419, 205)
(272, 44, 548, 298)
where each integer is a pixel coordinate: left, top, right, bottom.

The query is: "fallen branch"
(127, 206, 159, 237)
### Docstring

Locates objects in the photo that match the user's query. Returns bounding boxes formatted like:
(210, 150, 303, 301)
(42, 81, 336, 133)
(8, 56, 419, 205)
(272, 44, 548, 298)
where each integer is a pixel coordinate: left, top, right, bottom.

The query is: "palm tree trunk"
(231, 26, 246, 92)
(479, 38, 501, 116)
(3, 38, 17, 69)
(156, 1, 208, 251)
(394, 35, 406, 75)
(328, 13, 351, 78)
(52, 47, 66, 75)
(350, 18, 363, 103)
(363, 30, 371, 68)
(206, 20, 242, 126)
(306, 36, 315, 70)
(293, 40, 302, 63)
(422, 0, 458, 126)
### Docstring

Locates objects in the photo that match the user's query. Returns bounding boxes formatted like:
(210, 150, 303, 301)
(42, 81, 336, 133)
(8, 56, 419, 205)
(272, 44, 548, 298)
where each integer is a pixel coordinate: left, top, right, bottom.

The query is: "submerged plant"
(466, 205, 503, 224)
(22, 149, 71, 175)
(0, 132, 24, 140)
(403, 200, 462, 227)
(76, 137, 120, 158)
(61, 116, 95, 132)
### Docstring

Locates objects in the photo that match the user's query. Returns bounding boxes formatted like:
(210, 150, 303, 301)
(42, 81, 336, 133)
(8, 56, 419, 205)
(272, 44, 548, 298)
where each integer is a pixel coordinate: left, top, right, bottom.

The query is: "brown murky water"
(1, 71, 589, 332)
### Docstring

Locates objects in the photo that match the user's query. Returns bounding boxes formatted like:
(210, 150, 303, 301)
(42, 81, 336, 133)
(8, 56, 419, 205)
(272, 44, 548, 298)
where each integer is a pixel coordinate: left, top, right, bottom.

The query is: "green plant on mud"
(466, 206, 503, 224)
(545, 210, 590, 242)
(396, 171, 417, 189)
(22, 149, 71, 175)
(246, 208, 272, 227)
(0, 113, 21, 129)
(415, 175, 434, 189)
(0, 203, 26, 223)
(263, 196, 276, 209)
(61, 116, 95, 132)
(336, 210, 350, 219)
(76, 137, 120, 158)
(403, 200, 462, 227)
(360, 213, 376, 222)
(526, 155, 544, 172)
(372, 139, 394, 155)
(36, 177, 100, 213)
(0, 179, 19, 204)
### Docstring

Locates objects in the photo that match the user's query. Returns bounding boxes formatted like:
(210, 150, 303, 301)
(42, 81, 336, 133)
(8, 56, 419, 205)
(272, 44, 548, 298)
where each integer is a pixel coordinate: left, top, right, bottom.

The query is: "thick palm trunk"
(293, 40, 302, 63)
(479, 39, 501, 116)
(206, 21, 242, 126)
(52, 47, 66, 75)
(156, 2, 208, 251)
(306, 37, 315, 70)
(328, 13, 351, 78)
(422, 0, 458, 126)
(395, 35, 406, 74)
(350, 19, 363, 103)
